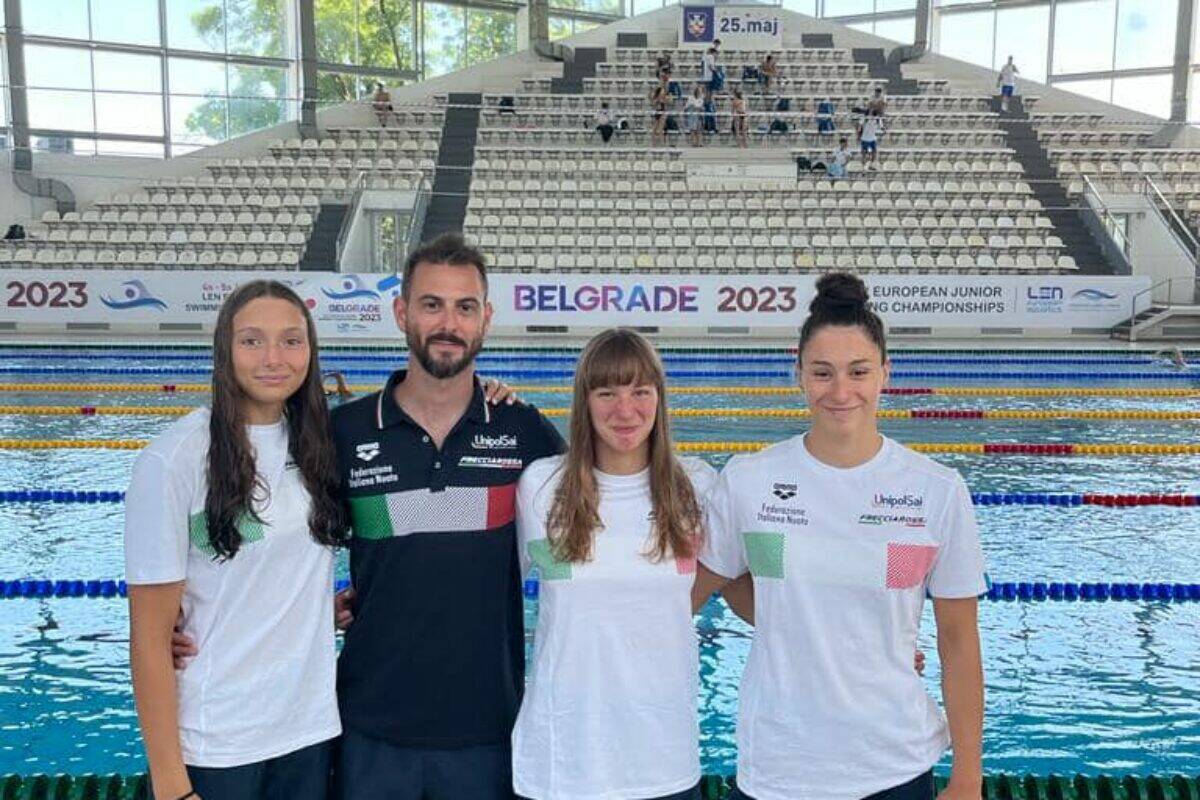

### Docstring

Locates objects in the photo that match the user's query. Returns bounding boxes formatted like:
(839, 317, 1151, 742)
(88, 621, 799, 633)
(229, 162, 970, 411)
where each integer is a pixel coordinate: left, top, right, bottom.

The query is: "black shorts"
(185, 737, 335, 800)
(520, 782, 700, 800)
(730, 770, 935, 800)
(335, 729, 514, 800)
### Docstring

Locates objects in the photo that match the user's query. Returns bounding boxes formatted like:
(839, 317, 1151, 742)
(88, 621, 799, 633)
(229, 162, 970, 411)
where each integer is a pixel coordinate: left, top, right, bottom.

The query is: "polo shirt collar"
(375, 368, 491, 431)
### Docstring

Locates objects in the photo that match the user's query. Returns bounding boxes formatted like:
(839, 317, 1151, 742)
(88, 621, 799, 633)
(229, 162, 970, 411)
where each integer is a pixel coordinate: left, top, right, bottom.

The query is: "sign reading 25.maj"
(680, 5, 783, 49)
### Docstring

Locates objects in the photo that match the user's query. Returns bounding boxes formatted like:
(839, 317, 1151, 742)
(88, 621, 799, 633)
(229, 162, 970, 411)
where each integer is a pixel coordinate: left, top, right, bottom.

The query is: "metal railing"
(334, 170, 370, 268)
(1140, 175, 1200, 268)
(1081, 174, 1131, 262)
(1123, 276, 1200, 341)
(405, 178, 431, 256)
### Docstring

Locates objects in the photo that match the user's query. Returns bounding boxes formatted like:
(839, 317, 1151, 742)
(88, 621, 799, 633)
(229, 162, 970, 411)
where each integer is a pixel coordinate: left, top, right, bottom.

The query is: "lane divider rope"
(2, 383, 1198, 398)
(3, 578, 1198, 602)
(4, 439, 1200, 455)
(5, 366, 1200, 380)
(4, 490, 1196, 507)
(2, 351, 1190, 366)
(3, 405, 1200, 421)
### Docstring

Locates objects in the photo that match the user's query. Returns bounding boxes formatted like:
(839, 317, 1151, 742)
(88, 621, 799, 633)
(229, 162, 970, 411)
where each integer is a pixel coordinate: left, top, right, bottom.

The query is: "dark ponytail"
(797, 272, 887, 365)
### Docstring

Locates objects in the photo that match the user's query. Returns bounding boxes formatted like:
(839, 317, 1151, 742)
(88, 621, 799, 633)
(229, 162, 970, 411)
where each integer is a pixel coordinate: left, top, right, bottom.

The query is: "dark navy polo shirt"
(331, 369, 565, 748)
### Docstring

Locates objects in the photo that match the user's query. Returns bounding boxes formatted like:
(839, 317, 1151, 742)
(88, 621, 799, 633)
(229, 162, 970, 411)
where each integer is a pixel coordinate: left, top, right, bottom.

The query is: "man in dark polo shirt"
(332, 233, 565, 798)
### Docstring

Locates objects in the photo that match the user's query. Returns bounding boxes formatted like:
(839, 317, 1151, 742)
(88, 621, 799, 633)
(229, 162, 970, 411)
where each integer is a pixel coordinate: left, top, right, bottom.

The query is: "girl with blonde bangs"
(512, 328, 748, 800)
(545, 328, 702, 566)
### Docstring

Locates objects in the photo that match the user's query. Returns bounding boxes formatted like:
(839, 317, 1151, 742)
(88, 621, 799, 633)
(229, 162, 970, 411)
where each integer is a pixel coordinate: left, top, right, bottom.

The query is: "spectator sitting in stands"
(817, 96, 835, 134)
(759, 54, 778, 94)
(596, 101, 616, 144)
(371, 82, 393, 127)
(858, 109, 883, 170)
(828, 136, 853, 180)
(685, 85, 705, 148)
(650, 85, 670, 146)
(731, 89, 748, 148)
(656, 50, 673, 76)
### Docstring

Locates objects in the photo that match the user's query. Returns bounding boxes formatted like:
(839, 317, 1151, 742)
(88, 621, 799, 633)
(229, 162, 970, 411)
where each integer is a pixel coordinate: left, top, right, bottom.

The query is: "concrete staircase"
(298, 203, 348, 271)
(551, 47, 607, 94)
(852, 47, 920, 96)
(991, 96, 1112, 275)
(420, 93, 481, 241)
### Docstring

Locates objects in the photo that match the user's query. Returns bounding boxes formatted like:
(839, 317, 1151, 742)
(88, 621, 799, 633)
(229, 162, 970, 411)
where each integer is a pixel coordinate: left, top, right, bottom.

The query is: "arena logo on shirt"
(356, 441, 381, 462)
(472, 433, 518, 450)
(758, 484, 808, 527)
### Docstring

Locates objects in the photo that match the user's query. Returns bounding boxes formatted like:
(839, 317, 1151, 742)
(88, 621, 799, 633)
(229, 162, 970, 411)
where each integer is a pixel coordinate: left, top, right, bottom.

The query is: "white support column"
(1170, 0, 1195, 122)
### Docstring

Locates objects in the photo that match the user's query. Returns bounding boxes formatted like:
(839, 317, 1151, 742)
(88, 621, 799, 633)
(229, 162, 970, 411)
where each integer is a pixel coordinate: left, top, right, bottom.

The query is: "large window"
(923, 0, 1185, 121)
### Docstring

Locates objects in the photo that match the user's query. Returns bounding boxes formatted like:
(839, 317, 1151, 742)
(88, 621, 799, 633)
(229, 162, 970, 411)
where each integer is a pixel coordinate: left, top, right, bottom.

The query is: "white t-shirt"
(700, 434, 986, 800)
(701, 51, 717, 82)
(124, 408, 340, 768)
(1000, 63, 1018, 87)
(833, 146, 853, 166)
(860, 116, 882, 142)
(513, 455, 718, 800)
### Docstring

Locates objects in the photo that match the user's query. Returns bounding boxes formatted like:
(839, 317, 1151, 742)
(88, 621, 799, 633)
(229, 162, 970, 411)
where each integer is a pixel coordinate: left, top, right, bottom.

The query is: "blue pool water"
(0, 347, 1198, 775)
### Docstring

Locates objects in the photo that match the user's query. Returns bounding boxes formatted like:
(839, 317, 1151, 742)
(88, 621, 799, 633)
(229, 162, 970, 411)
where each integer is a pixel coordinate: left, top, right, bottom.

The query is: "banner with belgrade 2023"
(0, 271, 1151, 339)
(679, 5, 783, 49)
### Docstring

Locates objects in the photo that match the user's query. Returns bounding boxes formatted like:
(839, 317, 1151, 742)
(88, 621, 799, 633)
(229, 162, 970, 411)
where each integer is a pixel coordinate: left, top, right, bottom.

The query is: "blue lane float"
(6, 490, 1199, 508)
(0, 351, 1186, 366)
(5, 578, 1200, 601)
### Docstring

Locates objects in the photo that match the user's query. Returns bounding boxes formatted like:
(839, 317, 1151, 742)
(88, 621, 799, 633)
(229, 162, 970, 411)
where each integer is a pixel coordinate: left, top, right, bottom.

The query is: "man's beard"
(408, 328, 483, 379)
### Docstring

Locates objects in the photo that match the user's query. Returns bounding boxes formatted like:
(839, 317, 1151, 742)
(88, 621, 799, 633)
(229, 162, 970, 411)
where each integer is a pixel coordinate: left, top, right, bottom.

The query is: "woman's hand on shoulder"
(482, 378, 520, 406)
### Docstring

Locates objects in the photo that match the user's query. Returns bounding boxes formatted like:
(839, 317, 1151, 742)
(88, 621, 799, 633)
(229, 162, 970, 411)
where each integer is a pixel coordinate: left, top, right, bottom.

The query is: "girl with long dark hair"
(693, 273, 986, 800)
(126, 280, 348, 800)
(512, 329, 730, 800)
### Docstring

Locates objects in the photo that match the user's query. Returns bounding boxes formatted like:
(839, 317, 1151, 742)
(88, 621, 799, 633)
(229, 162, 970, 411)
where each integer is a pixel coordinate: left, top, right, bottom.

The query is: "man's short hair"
(402, 233, 489, 299)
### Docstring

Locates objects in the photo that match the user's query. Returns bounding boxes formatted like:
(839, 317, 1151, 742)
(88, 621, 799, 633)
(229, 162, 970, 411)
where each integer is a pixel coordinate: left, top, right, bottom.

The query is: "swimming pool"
(1, 345, 1197, 776)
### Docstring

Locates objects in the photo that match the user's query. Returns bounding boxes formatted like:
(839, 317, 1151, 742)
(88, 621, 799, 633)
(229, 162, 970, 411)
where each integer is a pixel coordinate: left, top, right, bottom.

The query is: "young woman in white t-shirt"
(126, 280, 348, 800)
(513, 328, 749, 800)
(693, 273, 986, 800)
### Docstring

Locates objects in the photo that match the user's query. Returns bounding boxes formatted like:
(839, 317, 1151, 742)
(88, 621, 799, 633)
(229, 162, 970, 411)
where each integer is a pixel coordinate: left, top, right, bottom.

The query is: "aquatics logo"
(100, 280, 168, 311)
(322, 276, 381, 301)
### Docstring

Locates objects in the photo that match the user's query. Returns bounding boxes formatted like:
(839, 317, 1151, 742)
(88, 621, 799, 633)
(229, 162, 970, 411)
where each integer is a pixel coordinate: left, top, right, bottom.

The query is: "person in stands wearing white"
(685, 84, 705, 147)
(859, 108, 883, 170)
(693, 272, 986, 800)
(126, 280, 347, 800)
(829, 135, 853, 180)
(512, 328, 751, 800)
(997, 56, 1019, 113)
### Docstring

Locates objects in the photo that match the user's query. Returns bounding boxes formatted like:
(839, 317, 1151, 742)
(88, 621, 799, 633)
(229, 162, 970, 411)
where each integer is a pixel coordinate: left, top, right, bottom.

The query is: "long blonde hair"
(546, 329, 703, 564)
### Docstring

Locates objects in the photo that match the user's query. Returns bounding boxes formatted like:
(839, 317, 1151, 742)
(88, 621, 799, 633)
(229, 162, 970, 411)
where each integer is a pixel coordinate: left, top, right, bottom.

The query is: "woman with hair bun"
(692, 273, 986, 800)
